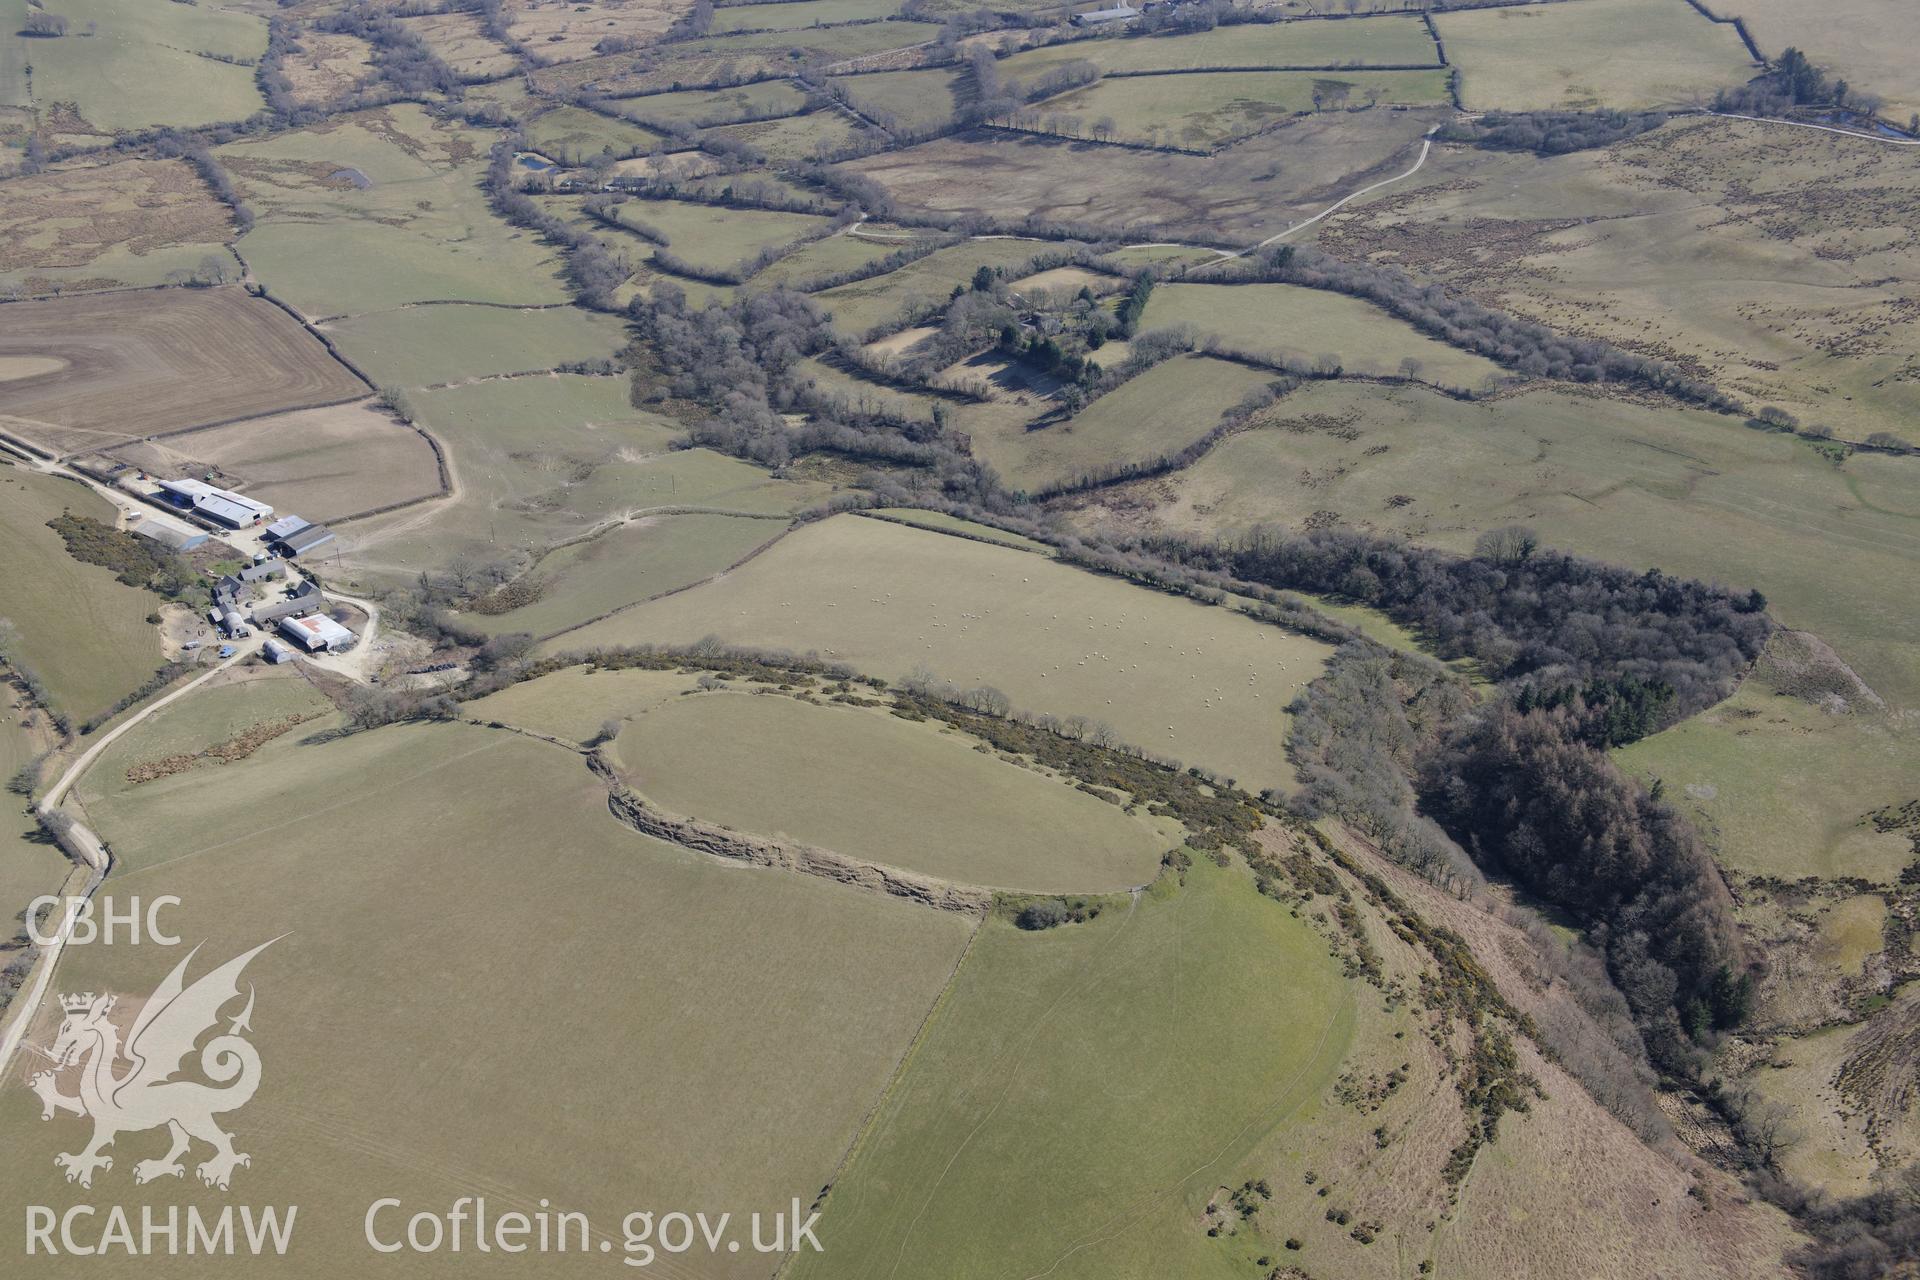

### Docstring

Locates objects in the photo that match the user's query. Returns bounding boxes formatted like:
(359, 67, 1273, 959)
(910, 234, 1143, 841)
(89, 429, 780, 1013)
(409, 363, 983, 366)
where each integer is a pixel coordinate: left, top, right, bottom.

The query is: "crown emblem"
(59, 992, 97, 1014)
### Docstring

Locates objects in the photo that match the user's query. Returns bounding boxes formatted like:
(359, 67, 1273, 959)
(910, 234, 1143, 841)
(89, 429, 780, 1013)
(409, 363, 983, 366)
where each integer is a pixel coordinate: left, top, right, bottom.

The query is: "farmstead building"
(279, 613, 355, 653)
(156, 478, 273, 529)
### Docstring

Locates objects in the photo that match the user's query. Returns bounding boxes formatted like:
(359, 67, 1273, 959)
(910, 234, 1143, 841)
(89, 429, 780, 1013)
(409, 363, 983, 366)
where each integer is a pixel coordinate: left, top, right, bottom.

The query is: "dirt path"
(0, 640, 260, 1081)
(1704, 109, 1920, 145)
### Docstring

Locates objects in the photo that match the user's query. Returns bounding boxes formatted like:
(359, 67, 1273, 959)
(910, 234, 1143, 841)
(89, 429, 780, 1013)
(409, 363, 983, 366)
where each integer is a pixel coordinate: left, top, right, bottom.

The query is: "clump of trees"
(44, 513, 198, 598)
(1420, 705, 1751, 1067)
(314, 3, 459, 99)
(1208, 524, 1771, 718)
(1716, 47, 1870, 117)
(484, 141, 629, 308)
(1442, 109, 1668, 155)
(23, 10, 69, 36)
(1013, 896, 1102, 930)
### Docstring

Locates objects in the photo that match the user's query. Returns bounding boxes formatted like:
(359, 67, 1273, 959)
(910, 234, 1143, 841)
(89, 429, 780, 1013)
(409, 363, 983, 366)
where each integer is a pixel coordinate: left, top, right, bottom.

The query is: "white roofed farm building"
(279, 613, 355, 652)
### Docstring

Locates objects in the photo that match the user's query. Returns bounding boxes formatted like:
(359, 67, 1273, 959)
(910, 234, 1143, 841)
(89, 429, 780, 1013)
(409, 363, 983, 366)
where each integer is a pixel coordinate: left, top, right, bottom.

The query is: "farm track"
(0, 640, 259, 1083)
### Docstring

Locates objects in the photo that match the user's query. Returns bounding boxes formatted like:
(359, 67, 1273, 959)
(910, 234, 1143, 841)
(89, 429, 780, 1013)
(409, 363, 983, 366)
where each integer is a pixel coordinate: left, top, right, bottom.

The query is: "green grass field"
(812, 238, 1047, 335)
(547, 514, 1334, 793)
(73, 671, 338, 861)
(325, 305, 630, 389)
(861, 508, 1054, 553)
(971, 354, 1281, 493)
(751, 230, 902, 288)
(0, 719, 975, 1278)
(2, 0, 266, 131)
(1033, 69, 1451, 149)
(609, 688, 1174, 891)
(1723, 0, 1920, 119)
(0, 469, 165, 727)
(831, 67, 969, 134)
(613, 80, 812, 129)
(1104, 380, 1920, 712)
(1616, 660, 1916, 883)
(1139, 282, 1504, 388)
(788, 856, 1353, 1279)
(220, 106, 572, 318)
(999, 14, 1441, 78)
(0, 704, 67, 949)
(1435, 0, 1758, 111)
(699, 109, 867, 163)
(522, 106, 667, 164)
(709, 0, 905, 33)
(465, 512, 789, 637)
(612, 197, 831, 273)
(334, 376, 831, 586)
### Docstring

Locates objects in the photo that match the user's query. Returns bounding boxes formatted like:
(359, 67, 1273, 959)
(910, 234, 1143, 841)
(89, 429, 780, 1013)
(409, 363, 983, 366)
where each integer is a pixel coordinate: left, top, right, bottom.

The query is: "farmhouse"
(279, 613, 355, 653)
(238, 560, 288, 585)
(156, 478, 273, 529)
(1073, 3, 1138, 24)
(252, 579, 323, 625)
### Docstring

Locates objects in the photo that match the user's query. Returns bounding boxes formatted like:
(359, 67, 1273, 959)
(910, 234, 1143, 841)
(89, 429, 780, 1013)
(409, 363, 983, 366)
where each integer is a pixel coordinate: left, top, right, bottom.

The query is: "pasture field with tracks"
(219, 106, 572, 318)
(1030, 69, 1452, 149)
(831, 67, 970, 134)
(1435, 0, 1758, 110)
(1138, 282, 1504, 388)
(970, 353, 1282, 494)
(332, 376, 829, 585)
(521, 107, 668, 165)
(325, 305, 630, 390)
(463, 512, 789, 638)
(0, 158, 234, 296)
(1081, 379, 1920, 711)
(394, 10, 519, 79)
(841, 108, 1447, 245)
(0, 719, 975, 1280)
(612, 80, 813, 130)
(551, 513, 1334, 793)
(1317, 116, 1920, 447)
(604, 197, 833, 274)
(1617, 635, 1916, 884)
(709, 0, 905, 32)
(699, 109, 870, 163)
(0, 0, 267, 132)
(790, 857, 1362, 1280)
(998, 15, 1441, 78)
(0, 287, 364, 454)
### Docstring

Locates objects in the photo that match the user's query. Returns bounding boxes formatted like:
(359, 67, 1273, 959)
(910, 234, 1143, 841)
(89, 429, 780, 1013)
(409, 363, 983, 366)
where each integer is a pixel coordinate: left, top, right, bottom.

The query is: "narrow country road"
(0, 640, 261, 1081)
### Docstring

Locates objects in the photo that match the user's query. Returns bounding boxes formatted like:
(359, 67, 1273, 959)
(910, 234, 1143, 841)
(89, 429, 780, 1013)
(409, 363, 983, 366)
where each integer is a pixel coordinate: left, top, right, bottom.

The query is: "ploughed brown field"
(0, 286, 367, 454)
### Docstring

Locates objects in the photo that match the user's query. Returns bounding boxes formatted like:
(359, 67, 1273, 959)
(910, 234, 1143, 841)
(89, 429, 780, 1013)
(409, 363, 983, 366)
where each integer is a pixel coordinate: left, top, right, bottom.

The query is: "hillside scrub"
(1440, 108, 1669, 154)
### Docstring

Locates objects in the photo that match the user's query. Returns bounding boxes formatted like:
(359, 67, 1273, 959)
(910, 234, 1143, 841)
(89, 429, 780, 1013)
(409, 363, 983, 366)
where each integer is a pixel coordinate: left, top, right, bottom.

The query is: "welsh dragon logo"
(29, 939, 277, 1191)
